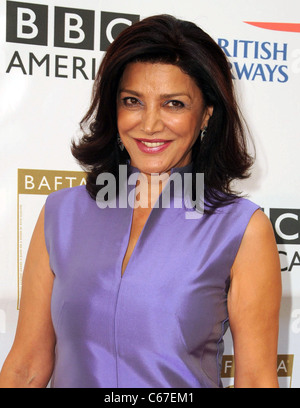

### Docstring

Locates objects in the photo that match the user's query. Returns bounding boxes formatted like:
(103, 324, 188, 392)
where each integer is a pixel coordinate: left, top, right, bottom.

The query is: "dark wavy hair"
(71, 14, 254, 209)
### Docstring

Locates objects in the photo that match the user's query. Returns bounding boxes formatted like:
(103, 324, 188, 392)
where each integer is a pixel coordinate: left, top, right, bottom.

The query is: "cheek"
(117, 109, 139, 132)
(166, 114, 201, 141)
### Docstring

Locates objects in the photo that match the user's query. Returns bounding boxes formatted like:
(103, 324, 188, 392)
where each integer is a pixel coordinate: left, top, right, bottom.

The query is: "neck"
(127, 160, 194, 209)
(135, 171, 170, 209)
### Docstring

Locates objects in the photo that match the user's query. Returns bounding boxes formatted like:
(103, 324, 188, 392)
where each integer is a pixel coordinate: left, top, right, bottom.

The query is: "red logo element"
(244, 22, 300, 33)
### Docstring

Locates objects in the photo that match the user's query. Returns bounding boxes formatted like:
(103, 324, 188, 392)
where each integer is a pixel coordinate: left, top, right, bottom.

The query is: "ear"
(202, 105, 214, 128)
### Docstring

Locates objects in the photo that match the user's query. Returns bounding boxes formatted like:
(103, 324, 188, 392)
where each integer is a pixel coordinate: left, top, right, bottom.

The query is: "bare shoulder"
(243, 208, 275, 240)
(231, 208, 280, 277)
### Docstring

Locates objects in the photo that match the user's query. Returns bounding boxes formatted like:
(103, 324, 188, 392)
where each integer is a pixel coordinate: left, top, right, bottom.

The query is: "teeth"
(141, 141, 166, 147)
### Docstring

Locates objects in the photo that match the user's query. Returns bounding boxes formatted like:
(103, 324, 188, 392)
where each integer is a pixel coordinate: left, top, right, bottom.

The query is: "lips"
(135, 138, 172, 154)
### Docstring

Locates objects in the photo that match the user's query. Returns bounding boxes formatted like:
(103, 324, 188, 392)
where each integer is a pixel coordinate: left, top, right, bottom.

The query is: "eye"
(121, 97, 141, 107)
(165, 100, 185, 109)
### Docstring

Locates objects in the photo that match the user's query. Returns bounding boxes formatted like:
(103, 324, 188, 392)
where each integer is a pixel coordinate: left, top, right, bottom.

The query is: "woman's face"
(117, 62, 212, 175)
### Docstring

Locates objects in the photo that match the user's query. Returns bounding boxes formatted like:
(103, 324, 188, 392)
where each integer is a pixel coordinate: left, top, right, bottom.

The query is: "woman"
(0, 15, 281, 388)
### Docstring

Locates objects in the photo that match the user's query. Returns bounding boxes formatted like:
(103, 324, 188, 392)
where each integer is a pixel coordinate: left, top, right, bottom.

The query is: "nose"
(141, 107, 164, 135)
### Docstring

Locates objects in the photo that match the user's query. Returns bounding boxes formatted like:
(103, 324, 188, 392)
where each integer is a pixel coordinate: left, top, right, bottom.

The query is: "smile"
(135, 139, 172, 154)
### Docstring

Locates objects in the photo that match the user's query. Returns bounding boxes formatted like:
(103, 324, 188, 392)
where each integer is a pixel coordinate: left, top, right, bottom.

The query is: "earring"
(200, 126, 207, 141)
(117, 134, 125, 151)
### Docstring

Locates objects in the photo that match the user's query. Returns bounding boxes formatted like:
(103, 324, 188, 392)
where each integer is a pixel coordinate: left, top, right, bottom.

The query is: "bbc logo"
(6, 1, 140, 51)
(269, 209, 300, 245)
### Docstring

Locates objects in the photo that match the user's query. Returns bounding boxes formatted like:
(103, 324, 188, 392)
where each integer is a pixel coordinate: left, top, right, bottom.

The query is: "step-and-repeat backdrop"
(1, 0, 299, 387)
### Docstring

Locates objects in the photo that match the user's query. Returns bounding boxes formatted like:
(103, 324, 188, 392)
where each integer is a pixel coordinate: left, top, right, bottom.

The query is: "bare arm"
(0, 206, 56, 388)
(228, 209, 282, 388)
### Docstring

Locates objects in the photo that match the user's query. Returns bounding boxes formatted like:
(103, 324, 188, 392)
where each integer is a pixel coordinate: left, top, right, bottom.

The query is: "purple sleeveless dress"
(44, 163, 259, 388)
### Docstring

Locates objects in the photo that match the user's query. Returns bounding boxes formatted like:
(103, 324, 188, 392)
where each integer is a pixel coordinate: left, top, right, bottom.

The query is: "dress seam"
(113, 279, 123, 388)
(216, 317, 229, 387)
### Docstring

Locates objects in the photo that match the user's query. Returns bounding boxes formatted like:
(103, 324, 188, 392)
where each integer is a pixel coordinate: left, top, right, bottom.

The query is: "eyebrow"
(119, 89, 192, 100)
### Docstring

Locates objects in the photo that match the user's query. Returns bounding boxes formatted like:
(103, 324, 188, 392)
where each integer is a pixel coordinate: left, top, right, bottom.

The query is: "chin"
(137, 163, 170, 175)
